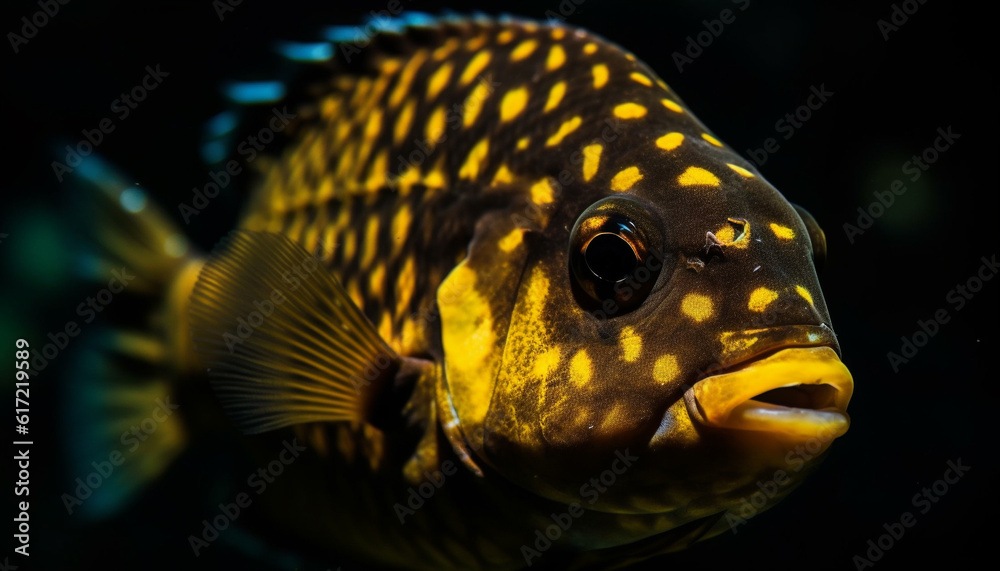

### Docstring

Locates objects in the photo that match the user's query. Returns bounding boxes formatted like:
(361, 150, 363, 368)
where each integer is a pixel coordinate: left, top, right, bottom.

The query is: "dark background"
(2, 0, 995, 569)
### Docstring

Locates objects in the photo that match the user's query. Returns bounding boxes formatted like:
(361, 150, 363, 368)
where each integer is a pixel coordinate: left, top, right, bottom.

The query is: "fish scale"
(66, 13, 854, 570)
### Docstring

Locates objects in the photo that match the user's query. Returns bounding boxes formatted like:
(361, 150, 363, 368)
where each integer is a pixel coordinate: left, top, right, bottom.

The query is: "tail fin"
(61, 155, 204, 519)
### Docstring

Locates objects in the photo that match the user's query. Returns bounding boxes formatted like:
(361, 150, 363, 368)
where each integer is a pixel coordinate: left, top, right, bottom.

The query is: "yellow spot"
(656, 132, 684, 151)
(531, 178, 555, 205)
(491, 163, 514, 186)
(497, 29, 515, 44)
(500, 87, 529, 122)
(317, 173, 335, 202)
(570, 349, 593, 386)
(630, 72, 652, 86)
(613, 103, 647, 119)
(544, 81, 566, 112)
(770, 223, 795, 240)
(399, 317, 420, 353)
(610, 166, 642, 192)
(546, 44, 566, 70)
(342, 230, 357, 261)
(365, 149, 389, 190)
(582, 144, 602, 182)
(592, 64, 609, 88)
(712, 219, 750, 249)
(516, 137, 530, 150)
(427, 62, 453, 100)
(432, 38, 459, 61)
(389, 51, 428, 108)
(701, 133, 723, 147)
(661, 98, 683, 113)
(677, 166, 721, 187)
(583, 42, 598, 55)
(360, 217, 380, 268)
(369, 263, 386, 297)
(424, 158, 447, 188)
(425, 106, 446, 145)
(499, 228, 524, 252)
(653, 355, 680, 385)
(748, 287, 779, 312)
(334, 121, 352, 145)
(378, 309, 393, 342)
(391, 205, 412, 254)
(545, 116, 582, 147)
(320, 96, 340, 120)
(459, 138, 489, 180)
(681, 293, 715, 322)
(727, 163, 755, 178)
(394, 98, 416, 145)
(460, 51, 491, 86)
(379, 58, 402, 75)
(532, 347, 562, 379)
(796, 285, 814, 306)
(349, 77, 372, 108)
(364, 108, 383, 141)
(465, 35, 487, 52)
(715, 224, 735, 243)
(551, 28, 566, 40)
(462, 81, 491, 127)
(619, 327, 642, 363)
(396, 163, 421, 195)
(396, 258, 415, 316)
(511, 39, 538, 61)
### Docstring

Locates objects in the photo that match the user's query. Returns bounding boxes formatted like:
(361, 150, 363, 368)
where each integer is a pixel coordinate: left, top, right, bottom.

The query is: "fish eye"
(569, 196, 664, 315)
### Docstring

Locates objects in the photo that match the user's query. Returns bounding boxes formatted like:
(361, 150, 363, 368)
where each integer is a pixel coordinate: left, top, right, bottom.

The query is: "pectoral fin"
(190, 230, 400, 434)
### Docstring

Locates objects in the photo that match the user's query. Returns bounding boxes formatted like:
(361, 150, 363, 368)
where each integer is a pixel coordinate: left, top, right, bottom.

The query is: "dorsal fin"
(198, 12, 538, 167)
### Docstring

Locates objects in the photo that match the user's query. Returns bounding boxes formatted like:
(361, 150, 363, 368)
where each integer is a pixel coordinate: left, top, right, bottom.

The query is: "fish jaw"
(684, 346, 853, 439)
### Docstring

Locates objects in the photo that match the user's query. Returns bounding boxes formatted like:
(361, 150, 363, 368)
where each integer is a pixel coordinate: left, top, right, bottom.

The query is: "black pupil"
(585, 233, 637, 282)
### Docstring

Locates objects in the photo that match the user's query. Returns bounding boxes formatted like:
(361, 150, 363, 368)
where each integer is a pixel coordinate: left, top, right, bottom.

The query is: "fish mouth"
(684, 346, 853, 438)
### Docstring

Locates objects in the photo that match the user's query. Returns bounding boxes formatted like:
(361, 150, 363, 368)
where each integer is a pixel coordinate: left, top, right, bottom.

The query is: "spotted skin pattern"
(229, 17, 840, 570)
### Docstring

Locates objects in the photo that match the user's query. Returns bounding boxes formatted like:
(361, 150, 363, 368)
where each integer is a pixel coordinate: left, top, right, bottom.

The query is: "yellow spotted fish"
(69, 14, 854, 570)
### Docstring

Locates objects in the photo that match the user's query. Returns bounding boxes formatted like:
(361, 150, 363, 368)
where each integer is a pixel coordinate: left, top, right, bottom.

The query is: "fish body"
(69, 14, 853, 570)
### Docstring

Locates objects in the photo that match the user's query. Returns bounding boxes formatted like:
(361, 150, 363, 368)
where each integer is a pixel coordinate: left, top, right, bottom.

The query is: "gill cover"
(436, 208, 536, 474)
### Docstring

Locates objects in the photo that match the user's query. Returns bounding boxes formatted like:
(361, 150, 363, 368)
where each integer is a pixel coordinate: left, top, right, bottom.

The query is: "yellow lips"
(686, 347, 854, 438)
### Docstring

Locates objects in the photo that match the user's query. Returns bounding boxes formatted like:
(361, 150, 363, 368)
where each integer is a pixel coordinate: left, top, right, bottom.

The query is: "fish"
(64, 12, 854, 570)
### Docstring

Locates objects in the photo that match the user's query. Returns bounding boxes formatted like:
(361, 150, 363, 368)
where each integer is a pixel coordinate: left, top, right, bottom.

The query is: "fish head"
(438, 116, 853, 522)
